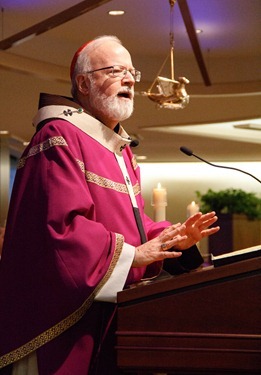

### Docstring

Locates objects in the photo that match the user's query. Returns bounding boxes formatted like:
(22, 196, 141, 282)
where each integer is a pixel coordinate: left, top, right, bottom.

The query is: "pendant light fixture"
(142, 0, 190, 109)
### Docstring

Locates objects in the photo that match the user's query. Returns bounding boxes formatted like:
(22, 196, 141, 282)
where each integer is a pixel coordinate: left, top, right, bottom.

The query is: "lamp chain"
(169, 0, 175, 80)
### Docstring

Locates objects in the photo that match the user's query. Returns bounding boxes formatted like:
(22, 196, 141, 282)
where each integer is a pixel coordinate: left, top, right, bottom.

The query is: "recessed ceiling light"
(136, 155, 147, 161)
(196, 29, 203, 34)
(108, 10, 125, 16)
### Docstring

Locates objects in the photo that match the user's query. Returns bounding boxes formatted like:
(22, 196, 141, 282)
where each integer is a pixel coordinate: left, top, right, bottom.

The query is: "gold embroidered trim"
(75, 161, 142, 197)
(0, 294, 94, 367)
(0, 233, 124, 368)
(76, 159, 85, 173)
(86, 169, 141, 196)
(131, 155, 138, 170)
(103, 233, 124, 285)
(17, 136, 68, 169)
(86, 170, 128, 193)
(132, 182, 141, 196)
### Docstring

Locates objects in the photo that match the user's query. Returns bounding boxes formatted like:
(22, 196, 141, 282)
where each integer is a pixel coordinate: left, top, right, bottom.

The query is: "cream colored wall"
(139, 162, 261, 257)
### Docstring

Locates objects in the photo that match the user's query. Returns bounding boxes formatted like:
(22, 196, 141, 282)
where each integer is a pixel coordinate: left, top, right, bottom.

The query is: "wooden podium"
(116, 257, 261, 374)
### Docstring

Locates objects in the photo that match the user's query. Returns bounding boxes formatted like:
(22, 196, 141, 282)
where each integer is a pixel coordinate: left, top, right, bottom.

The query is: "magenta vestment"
(0, 94, 174, 374)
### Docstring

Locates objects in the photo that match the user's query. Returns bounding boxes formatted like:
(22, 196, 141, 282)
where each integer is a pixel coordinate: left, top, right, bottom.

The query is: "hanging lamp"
(142, 0, 190, 109)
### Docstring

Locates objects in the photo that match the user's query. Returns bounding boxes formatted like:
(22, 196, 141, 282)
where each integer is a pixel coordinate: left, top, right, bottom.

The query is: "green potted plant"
(196, 188, 261, 255)
(196, 188, 261, 220)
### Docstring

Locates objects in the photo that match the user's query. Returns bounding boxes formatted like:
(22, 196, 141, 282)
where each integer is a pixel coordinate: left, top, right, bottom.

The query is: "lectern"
(116, 257, 261, 374)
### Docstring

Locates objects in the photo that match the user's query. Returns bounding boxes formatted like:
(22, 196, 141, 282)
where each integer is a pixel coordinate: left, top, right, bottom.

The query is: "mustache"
(117, 87, 134, 100)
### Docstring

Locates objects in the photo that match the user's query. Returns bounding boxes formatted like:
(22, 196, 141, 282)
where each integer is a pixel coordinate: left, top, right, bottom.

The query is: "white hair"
(71, 35, 122, 98)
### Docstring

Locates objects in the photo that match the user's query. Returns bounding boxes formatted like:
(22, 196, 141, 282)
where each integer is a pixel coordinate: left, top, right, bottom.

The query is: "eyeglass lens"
(112, 66, 141, 82)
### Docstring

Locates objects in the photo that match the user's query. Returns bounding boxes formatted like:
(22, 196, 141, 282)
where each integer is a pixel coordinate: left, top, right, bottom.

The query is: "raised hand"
(132, 223, 187, 267)
(174, 211, 220, 250)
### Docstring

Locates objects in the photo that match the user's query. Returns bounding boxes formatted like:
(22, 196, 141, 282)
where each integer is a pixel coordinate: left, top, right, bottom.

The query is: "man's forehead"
(90, 43, 132, 65)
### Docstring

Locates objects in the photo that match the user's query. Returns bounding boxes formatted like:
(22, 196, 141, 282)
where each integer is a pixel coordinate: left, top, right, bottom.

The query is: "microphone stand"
(180, 146, 261, 184)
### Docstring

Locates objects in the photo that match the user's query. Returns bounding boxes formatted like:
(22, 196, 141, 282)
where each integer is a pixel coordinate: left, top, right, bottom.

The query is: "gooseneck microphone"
(180, 146, 261, 184)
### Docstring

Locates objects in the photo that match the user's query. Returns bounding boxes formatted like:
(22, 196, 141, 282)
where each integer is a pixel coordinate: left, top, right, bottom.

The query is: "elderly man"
(0, 35, 219, 375)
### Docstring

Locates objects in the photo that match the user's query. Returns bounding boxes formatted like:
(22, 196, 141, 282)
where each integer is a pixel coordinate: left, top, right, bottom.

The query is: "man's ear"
(76, 75, 89, 95)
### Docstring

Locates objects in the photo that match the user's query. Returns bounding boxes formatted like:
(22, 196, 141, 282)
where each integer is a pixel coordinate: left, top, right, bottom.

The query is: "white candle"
(187, 201, 200, 217)
(152, 183, 167, 222)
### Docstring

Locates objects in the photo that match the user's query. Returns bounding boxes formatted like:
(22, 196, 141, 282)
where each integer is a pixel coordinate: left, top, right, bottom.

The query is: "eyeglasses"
(84, 65, 141, 82)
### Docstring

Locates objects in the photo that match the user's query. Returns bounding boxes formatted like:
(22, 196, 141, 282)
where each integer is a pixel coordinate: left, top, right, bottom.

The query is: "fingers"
(159, 250, 182, 260)
(201, 226, 220, 238)
(160, 234, 188, 252)
(186, 211, 218, 229)
(186, 211, 216, 224)
(159, 223, 186, 242)
(197, 214, 219, 231)
(133, 212, 220, 268)
(158, 224, 188, 253)
(132, 239, 183, 267)
(198, 211, 217, 223)
(184, 212, 202, 226)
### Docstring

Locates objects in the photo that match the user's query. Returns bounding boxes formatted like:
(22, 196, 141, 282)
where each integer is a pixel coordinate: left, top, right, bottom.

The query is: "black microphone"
(180, 146, 261, 183)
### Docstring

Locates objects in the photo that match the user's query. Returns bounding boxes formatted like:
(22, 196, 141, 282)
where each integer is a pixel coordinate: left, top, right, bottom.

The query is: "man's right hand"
(132, 224, 187, 267)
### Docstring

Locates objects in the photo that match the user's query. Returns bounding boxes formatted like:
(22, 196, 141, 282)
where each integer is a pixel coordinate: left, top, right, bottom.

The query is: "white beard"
(89, 82, 134, 122)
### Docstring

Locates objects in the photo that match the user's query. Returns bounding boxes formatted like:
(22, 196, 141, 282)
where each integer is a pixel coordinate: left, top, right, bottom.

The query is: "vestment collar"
(32, 93, 132, 154)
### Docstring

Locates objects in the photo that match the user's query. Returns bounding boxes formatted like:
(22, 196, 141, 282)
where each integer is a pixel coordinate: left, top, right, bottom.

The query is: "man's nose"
(122, 70, 135, 84)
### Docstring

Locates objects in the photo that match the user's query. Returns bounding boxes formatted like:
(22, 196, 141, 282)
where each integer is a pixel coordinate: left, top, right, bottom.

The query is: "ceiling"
(0, 0, 260, 163)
